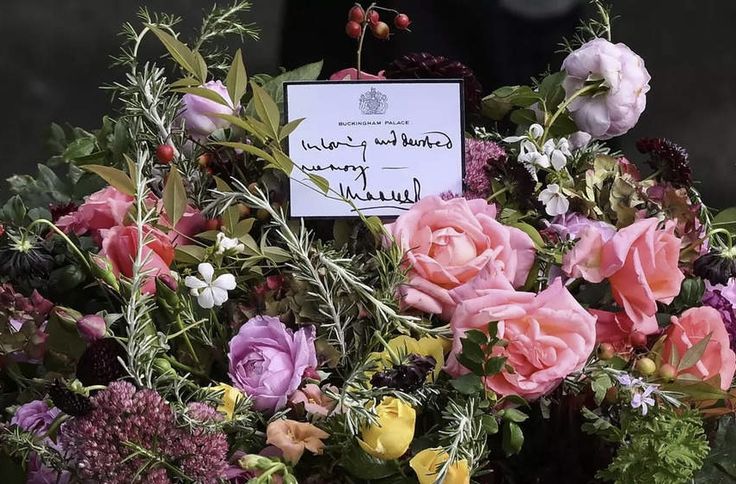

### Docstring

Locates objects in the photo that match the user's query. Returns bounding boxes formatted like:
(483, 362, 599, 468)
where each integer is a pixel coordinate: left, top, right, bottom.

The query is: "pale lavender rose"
(562, 38, 650, 140)
(179, 80, 238, 137)
(546, 212, 616, 241)
(11, 400, 60, 436)
(228, 316, 317, 412)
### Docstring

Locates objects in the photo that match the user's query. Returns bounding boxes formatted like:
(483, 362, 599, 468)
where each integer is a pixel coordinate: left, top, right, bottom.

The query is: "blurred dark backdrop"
(1, 0, 734, 207)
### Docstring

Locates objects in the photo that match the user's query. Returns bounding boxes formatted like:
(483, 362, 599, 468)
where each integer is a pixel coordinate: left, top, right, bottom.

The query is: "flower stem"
(487, 186, 509, 203)
(173, 314, 202, 368)
(163, 355, 208, 379)
(542, 83, 601, 144)
(27, 219, 91, 271)
(356, 3, 377, 78)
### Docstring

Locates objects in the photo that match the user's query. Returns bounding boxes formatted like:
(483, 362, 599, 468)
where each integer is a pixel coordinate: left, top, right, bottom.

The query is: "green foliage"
(695, 416, 736, 483)
(595, 408, 710, 484)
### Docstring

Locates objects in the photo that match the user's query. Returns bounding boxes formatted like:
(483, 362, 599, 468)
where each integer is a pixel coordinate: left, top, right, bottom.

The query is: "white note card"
(284, 80, 464, 218)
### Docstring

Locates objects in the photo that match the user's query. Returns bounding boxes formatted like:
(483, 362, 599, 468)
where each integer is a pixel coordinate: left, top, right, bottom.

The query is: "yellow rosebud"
(211, 383, 243, 420)
(358, 397, 416, 460)
(369, 335, 450, 382)
(409, 448, 470, 484)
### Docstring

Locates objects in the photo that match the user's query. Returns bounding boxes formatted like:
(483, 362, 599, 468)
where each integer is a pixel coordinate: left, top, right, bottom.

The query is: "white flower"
(529, 123, 544, 139)
(538, 184, 570, 216)
(542, 138, 571, 171)
(184, 263, 237, 309)
(215, 232, 245, 255)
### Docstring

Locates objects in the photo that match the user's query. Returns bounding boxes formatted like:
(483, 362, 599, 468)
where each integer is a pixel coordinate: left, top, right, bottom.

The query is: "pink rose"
(446, 279, 596, 400)
(603, 218, 684, 333)
(562, 38, 650, 140)
(57, 187, 133, 239)
(158, 202, 208, 246)
(329, 68, 386, 81)
(588, 309, 645, 350)
(98, 225, 175, 294)
(385, 195, 536, 319)
(179, 80, 238, 138)
(563, 218, 684, 335)
(662, 307, 736, 390)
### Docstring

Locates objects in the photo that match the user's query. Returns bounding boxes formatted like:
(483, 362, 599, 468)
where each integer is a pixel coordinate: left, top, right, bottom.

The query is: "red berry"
(345, 20, 362, 39)
(367, 9, 380, 25)
(371, 21, 390, 40)
(155, 144, 175, 164)
(394, 13, 411, 30)
(348, 5, 365, 23)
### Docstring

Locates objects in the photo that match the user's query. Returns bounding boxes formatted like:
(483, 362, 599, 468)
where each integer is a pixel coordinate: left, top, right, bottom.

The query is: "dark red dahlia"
(384, 52, 483, 113)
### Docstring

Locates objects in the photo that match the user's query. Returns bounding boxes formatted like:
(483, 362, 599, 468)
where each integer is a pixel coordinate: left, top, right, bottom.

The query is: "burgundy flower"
(637, 137, 692, 186)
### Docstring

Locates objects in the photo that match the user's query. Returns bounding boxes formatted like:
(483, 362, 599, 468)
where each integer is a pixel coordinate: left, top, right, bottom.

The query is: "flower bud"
(636, 357, 657, 376)
(597, 343, 615, 360)
(658, 363, 677, 382)
(78, 315, 107, 342)
(89, 253, 119, 290)
(52, 306, 83, 329)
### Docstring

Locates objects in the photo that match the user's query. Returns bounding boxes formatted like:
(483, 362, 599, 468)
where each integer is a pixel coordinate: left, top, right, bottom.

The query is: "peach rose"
(57, 187, 133, 239)
(662, 307, 736, 390)
(385, 196, 536, 319)
(446, 279, 596, 400)
(99, 225, 174, 294)
(563, 218, 684, 335)
(603, 218, 684, 332)
(290, 384, 338, 417)
(265, 419, 329, 464)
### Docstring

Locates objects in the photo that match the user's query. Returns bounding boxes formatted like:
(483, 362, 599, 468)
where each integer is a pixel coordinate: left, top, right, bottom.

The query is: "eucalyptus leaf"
(147, 25, 202, 82)
(250, 81, 281, 138)
(82, 165, 135, 196)
(226, 48, 248, 104)
(174, 87, 231, 107)
(163, 164, 188, 227)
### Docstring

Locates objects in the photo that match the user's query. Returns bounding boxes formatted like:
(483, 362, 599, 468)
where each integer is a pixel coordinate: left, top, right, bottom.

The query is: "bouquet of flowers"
(2, 2, 736, 483)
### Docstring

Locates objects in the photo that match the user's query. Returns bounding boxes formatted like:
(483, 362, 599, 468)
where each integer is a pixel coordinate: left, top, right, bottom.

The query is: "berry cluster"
(345, 3, 411, 41)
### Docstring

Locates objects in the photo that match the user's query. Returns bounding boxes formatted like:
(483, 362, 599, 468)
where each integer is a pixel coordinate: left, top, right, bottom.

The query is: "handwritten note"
(284, 80, 464, 217)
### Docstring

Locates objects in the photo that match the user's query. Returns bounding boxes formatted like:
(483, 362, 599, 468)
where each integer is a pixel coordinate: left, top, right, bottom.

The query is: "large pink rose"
(446, 279, 596, 400)
(563, 218, 684, 335)
(99, 225, 174, 294)
(662, 307, 736, 390)
(57, 187, 133, 239)
(385, 196, 536, 319)
(603, 218, 684, 332)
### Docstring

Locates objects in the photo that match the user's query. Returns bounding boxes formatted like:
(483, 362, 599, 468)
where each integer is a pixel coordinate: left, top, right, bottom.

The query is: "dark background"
(1, 0, 734, 208)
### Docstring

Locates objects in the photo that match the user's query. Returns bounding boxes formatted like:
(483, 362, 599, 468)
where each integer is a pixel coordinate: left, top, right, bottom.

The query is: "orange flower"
(266, 419, 329, 464)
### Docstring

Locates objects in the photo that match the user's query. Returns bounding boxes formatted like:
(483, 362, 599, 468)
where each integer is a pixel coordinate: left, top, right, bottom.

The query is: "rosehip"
(371, 21, 390, 40)
(394, 13, 411, 30)
(636, 357, 657, 376)
(238, 204, 252, 219)
(348, 5, 365, 23)
(629, 332, 648, 348)
(156, 144, 175, 164)
(197, 152, 213, 168)
(367, 9, 380, 25)
(598, 343, 615, 361)
(345, 20, 362, 39)
(659, 363, 677, 381)
(204, 218, 221, 231)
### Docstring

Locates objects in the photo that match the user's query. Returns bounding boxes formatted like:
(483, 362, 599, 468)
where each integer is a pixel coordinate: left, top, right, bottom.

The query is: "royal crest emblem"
(359, 87, 388, 115)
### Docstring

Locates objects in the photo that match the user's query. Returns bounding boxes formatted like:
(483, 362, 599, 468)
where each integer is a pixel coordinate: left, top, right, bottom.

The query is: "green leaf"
(307, 173, 330, 194)
(174, 87, 231, 107)
(250, 81, 281, 138)
(175, 245, 206, 264)
(170, 76, 201, 88)
(450, 373, 483, 395)
(484, 356, 507, 375)
(82, 165, 135, 196)
(193, 50, 208, 82)
(537, 71, 566, 111)
(226, 48, 248, 105)
(270, 149, 294, 175)
(215, 141, 275, 164)
(502, 408, 529, 423)
(279, 118, 304, 141)
(147, 25, 203, 82)
(62, 137, 96, 161)
(163, 164, 188, 227)
(678, 333, 712, 372)
(481, 415, 499, 434)
(221, 206, 241, 234)
(591, 373, 613, 405)
(246, 60, 324, 116)
(502, 421, 524, 456)
(713, 207, 736, 235)
(212, 176, 232, 192)
(464, 329, 488, 346)
(481, 85, 540, 120)
(364, 216, 384, 236)
(509, 108, 538, 127)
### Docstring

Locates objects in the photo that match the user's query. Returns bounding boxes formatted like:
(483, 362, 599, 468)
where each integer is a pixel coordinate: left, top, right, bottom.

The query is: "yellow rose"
(369, 335, 450, 381)
(211, 384, 244, 420)
(410, 448, 470, 484)
(358, 397, 416, 460)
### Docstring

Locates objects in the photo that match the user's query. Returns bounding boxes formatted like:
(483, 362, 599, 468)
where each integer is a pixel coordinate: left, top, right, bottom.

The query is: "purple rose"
(11, 400, 60, 436)
(562, 38, 650, 140)
(228, 316, 317, 412)
(179, 80, 237, 137)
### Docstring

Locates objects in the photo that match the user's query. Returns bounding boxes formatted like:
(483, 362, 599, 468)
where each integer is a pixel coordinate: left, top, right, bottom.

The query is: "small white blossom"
(184, 263, 236, 309)
(538, 183, 570, 216)
(215, 232, 245, 255)
(542, 138, 572, 171)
